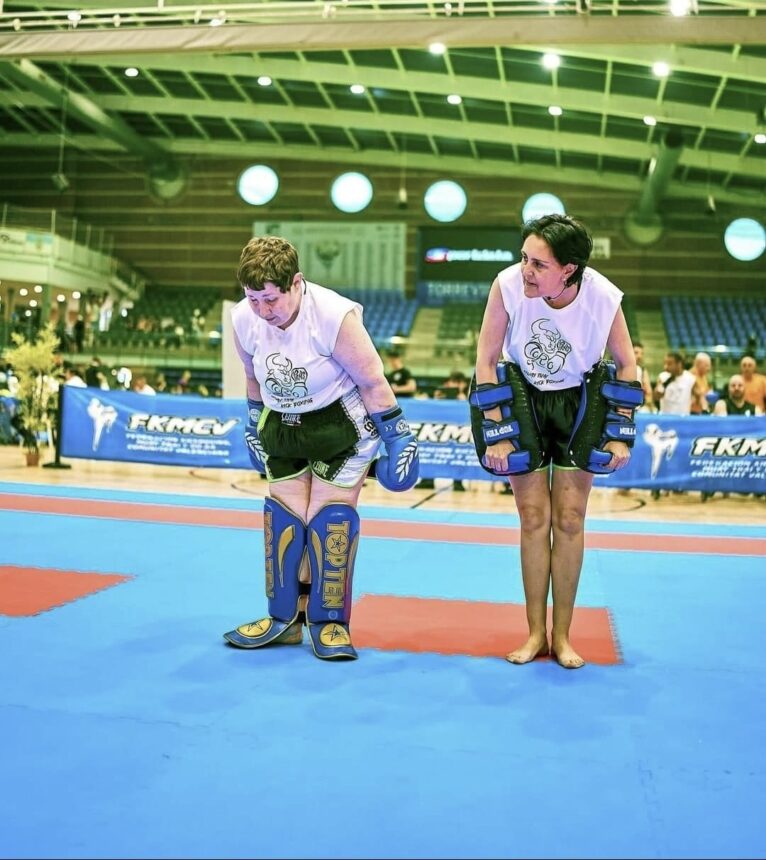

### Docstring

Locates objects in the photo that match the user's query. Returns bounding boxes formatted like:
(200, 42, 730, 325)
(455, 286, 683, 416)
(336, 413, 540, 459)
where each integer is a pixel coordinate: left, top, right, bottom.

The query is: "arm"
(474, 279, 510, 426)
(233, 328, 266, 473)
(332, 311, 397, 414)
(473, 279, 520, 472)
(605, 307, 637, 386)
(603, 306, 639, 470)
(334, 310, 419, 491)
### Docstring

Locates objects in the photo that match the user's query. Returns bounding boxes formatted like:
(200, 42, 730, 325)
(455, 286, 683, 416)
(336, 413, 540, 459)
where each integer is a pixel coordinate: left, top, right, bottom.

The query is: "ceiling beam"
(79, 53, 763, 136)
(4, 89, 760, 178)
(2, 131, 761, 208)
(2, 16, 766, 60)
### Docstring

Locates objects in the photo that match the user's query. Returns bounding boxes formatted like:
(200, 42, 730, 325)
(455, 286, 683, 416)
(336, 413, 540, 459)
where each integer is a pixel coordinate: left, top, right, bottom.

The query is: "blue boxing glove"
(370, 405, 419, 492)
(244, 398, 267, 474)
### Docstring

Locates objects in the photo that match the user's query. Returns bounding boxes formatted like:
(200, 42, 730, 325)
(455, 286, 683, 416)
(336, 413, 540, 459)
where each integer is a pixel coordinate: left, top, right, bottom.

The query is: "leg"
(223, 473, 311, 648)
(506, 469, 552, 664)
(549, 467, 594, 669)
(304, 474, 367, 660)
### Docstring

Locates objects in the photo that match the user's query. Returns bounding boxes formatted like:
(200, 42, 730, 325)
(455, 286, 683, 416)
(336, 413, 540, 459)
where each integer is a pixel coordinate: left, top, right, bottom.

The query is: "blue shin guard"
(224, 498, 306, 649)
(306, 503, 360, 660)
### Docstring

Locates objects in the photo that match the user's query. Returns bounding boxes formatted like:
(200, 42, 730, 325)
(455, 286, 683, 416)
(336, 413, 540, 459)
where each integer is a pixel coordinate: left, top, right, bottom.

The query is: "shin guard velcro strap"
(568, 360, 644, 474)
(306, 503, 360, 660)
(223, 497, 306, 649)
(469, 362, 545, 476)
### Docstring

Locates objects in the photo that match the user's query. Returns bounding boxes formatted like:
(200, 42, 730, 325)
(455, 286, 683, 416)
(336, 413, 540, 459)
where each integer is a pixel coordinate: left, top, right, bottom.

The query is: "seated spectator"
(433, 370, 469, 401)
(713, 374, 763, 416)
(740, 354, 766, 413)
(132, 375, 156, 395)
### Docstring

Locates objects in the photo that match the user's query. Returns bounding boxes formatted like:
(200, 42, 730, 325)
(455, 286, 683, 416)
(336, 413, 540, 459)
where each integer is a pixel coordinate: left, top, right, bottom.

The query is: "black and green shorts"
(258, 388, 380, 487)
(470, 381, 582, 471)
(528, 385, 582, 469)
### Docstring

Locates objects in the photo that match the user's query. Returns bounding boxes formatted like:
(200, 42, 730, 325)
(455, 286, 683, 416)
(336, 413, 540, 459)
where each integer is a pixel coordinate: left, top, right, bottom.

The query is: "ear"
(562, 262, 576, 280)
(292, 272, 303, 289)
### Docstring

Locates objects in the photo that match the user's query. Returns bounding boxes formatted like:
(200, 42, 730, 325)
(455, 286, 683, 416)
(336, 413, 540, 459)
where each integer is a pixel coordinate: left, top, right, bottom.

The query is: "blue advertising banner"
(60, 387, 250, 469)
(57, 387, 766, 493)
(593, 413, 766, 494)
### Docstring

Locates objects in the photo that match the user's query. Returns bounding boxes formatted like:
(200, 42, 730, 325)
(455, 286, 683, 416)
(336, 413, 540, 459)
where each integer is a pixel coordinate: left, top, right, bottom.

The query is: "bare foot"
(506, 634, 550, 664)
(551, 638, 585, 669)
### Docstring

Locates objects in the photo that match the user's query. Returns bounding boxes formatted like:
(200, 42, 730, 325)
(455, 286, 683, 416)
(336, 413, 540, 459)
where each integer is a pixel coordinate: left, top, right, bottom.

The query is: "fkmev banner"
(59, 387, 766, 492)
(60, 387, 249, 468)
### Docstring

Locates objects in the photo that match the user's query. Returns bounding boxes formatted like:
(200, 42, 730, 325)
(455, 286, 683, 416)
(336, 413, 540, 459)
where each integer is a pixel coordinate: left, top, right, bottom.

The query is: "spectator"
(740, 355, 766, 413)
(654, 352, 695, 415)
(132, 374, 156, 395)
(433, 370, 469, 401)
(177, 369, 193, 392)
(633, 341, 654, 412)
(73, 316, 86, 353)
(84, 357, 110, 390)
(690, 351, 713, 415)
(713, 374, 763, 416)
(63, 365, 87, 388)
(384, 349, 417, 397)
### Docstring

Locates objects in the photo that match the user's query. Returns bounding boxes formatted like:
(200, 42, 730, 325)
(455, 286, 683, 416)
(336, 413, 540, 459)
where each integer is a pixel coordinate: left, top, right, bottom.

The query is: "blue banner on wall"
(58, 387, 766, 492)
(60, 387, 250, 469)
(593, 413, 766, 494)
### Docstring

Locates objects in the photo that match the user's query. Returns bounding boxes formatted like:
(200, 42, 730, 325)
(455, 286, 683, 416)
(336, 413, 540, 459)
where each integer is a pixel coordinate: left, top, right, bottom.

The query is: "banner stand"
(43, 385, 71, 471)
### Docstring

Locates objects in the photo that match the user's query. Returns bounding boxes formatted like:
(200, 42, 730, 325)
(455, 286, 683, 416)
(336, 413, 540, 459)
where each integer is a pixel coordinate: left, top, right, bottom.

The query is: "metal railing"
(0, 203, 112, 255)
(0, 0, 759, 32)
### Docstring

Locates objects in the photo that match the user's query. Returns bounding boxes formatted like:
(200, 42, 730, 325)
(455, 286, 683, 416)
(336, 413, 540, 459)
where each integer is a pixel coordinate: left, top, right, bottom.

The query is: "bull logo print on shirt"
(524, 319, 572, 377)
(264, 353, 309, 399)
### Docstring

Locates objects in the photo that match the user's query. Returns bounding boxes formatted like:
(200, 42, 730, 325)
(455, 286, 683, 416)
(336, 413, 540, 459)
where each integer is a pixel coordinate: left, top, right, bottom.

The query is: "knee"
(517, 504, 550, 533)
(552, 506, 586, 537)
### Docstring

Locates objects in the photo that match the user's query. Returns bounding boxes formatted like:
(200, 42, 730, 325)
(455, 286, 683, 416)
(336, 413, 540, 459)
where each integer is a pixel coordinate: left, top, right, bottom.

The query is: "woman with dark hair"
(472, 214, 639, 669)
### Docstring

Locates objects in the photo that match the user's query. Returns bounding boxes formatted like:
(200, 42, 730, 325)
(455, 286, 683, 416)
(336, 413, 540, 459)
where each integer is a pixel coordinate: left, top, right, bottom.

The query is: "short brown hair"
(237, 236, 299, 292)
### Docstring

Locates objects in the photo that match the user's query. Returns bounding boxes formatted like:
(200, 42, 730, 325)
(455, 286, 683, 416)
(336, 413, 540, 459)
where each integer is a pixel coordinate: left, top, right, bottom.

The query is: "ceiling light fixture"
(542, 53, 561, 70)
(447, 94, 462, 105)
(548, 105, 563, 117)
(652, 61, 670, 78)
(669, 0, 692, 15)
(643, 115, 657, 126)
(429, 42, 446, 55)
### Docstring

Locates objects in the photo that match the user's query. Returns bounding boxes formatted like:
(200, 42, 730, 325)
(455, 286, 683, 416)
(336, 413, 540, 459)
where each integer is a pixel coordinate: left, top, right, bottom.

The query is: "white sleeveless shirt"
(497, 264, 623, 391)
(231, 280, 361, 412)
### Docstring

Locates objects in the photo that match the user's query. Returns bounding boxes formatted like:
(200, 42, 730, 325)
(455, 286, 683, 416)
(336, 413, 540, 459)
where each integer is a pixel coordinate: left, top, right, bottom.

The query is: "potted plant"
(3, 324, 60, 465)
